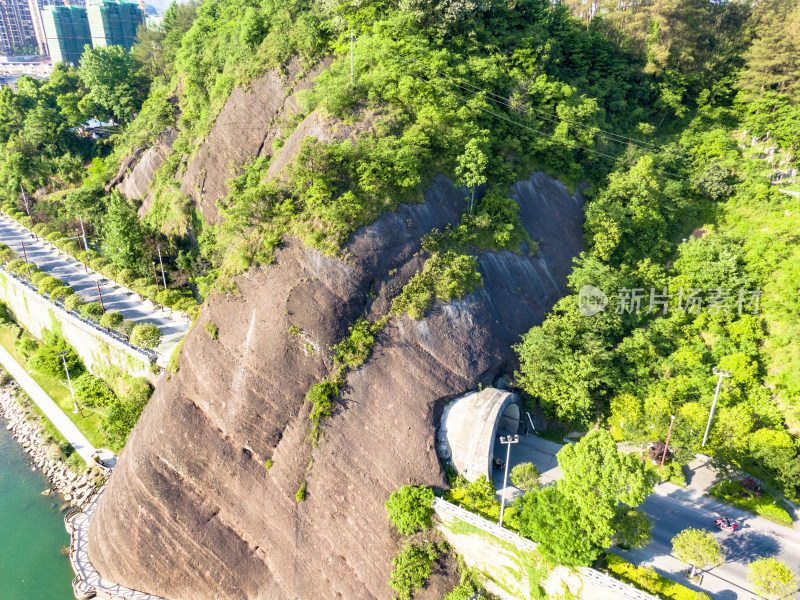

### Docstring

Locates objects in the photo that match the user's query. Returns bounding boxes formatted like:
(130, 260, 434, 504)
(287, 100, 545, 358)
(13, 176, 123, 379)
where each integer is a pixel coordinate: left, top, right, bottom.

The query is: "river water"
(0, 419, 74, 599)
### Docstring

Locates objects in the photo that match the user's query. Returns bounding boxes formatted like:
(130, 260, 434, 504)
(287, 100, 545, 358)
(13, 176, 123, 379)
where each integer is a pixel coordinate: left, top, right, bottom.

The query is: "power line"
(399, 66, 688, 181)
(389, 51, 660, 152)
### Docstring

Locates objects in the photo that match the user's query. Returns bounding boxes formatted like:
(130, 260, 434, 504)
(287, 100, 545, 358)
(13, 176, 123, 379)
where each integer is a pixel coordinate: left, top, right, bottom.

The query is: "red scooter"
(713, 517, 739, 533)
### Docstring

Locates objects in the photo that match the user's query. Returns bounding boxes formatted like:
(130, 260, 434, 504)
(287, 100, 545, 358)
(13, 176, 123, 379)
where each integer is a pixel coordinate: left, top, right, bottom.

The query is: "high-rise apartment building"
(42, 4, 90, 65)
(87, 0, 142, 50)
(0, 0, 37, 54)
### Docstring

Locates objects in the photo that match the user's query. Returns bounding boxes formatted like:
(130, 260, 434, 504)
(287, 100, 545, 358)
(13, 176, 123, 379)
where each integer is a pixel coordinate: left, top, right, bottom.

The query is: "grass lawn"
(0, 325, 106, 448)
(708, 480, 794, 527)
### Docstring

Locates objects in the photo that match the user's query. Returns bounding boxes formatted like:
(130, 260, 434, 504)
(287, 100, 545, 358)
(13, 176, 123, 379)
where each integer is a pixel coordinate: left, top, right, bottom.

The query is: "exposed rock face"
(87, 172, 584, 600)
(117, 128, 179, 201)
(179, 61, 330, 224)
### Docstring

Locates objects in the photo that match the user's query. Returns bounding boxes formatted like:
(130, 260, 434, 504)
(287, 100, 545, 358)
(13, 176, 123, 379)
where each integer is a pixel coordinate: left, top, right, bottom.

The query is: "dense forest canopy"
(0, 0, 798, 501)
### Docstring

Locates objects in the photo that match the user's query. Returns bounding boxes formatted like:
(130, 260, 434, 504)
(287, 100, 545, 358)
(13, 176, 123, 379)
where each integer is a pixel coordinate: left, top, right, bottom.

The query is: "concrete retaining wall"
(0, 268, 156, 382)
(432, 498, 660, 600)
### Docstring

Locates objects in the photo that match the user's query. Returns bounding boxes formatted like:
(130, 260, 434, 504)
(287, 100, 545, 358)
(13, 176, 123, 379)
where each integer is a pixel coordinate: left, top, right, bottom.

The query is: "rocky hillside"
(87, 172, 584, 600)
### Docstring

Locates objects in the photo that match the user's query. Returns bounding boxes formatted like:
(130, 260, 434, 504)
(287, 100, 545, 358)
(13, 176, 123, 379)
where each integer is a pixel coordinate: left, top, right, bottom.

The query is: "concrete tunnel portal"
(437, 388, 524, 482)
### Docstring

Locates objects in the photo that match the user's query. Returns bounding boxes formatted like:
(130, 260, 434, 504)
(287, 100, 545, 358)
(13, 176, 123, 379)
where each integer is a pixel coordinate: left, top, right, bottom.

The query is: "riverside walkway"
(0, 344, 94, 463)
(67, 491, 169, 600)
(0, 214, 189, 362)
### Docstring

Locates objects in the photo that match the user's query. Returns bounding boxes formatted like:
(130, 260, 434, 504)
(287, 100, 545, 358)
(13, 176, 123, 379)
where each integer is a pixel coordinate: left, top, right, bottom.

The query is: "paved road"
(618, 485, 800, 600)
(503, 434, 800, 599)
(0, 343, 95, 463)
(0, 215, 189, 357)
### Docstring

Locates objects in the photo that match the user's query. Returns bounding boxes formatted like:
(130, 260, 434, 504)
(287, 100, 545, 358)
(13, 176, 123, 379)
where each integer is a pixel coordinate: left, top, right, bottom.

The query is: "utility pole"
(20, 241, 31, 263)
(660, 415, 676, 470)
(702, 368, 732, 447)
(157, 246, 167, 289)
(498, 434, 519, 527)
(78, 215, 88, 251)
(58, 351, 78, 414)
(20, 185, 30, 217)
(95, 280, 106, 313)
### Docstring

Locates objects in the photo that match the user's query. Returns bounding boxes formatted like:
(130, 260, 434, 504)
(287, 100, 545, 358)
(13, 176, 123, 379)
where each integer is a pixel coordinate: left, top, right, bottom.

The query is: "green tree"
(130, 323, 162, 348)
(102, 191, 146, 272)
(73, 373, 116, 407)
(390, 542, 443, 600)
(747, 557, 799, 599)
(510, 462, 541, 492)
(79, 45, 145, 121)
(556, 430, 655, 551)
(614, 508, 653, 550)
(517, 485, 603, 566)
(455, 137, 488, 213)
(671, 528, 724, 578)
(384, 485, 435, 535)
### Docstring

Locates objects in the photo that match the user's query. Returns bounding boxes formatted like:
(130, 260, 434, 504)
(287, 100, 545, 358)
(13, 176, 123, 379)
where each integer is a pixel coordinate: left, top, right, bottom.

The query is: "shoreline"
(0, 382, 103, 510)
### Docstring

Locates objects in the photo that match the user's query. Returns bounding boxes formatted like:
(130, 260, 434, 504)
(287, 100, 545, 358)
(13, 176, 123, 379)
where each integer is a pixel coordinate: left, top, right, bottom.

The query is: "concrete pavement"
(0, 343, 94, 463)
(0, 214, 189, 359)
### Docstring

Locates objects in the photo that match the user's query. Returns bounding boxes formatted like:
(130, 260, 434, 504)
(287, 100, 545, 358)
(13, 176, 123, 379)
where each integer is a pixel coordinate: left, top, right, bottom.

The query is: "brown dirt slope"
(87, 172, 584, 600)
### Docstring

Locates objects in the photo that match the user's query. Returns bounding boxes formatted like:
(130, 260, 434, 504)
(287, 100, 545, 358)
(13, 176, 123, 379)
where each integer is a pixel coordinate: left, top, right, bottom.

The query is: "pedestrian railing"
(0, 266, 158, 364)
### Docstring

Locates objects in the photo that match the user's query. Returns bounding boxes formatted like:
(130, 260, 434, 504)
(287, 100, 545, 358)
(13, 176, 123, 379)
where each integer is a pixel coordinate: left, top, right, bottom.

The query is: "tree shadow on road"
(719, 530, 781, 564)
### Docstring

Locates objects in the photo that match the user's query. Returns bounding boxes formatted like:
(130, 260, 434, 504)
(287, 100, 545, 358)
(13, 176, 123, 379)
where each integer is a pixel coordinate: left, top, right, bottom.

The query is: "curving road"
(617, 484, 800, 600)
(501, 434, 800, 599)
(0, 214, 189, 359)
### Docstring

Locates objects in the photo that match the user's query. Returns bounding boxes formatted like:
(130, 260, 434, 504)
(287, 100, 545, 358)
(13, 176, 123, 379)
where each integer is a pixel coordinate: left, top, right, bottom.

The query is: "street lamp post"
(95, 280, 107, 313)
(58, 351, 78, 414)
(702, 367, 732, 447)
(498, 434, 519, 527)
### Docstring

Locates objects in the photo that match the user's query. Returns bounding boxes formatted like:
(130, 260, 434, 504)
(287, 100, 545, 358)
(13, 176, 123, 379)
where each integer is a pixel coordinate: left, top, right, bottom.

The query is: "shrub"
(102, 393, 149, 451)
(38, 276, 63, 296)
(14, 334, 38, 358)
(130, 322, 162, 348)
(385, 486, 435, 535)
(80, 302, 104, 321)
(64, 294, 84, 312)
(116, 268, 136, 286)
(73, 373, 116, 407)
(5, 258, 25, 273)
(101, 262, 120, 280)
(120, 319, 137, 336)
(62, 240, 81, 255)
(391, 251, 482, 319)
(46, 232, 62, 242)
(709, 481, 793, 526)
(306, 380, 339, 424)
(50, 285, 74, 302)
(264, 459, 273, 469)
(28, 330, 84, 380)
(30, 270, 49, 286)
(296, 480, 307, 502)
(0, 243, 13, 263)
(605, 554, 712, 600)
(204, 322, 218, 339)
(99, 311, 123, 329)
(390, 542, 443, 600)
(89, 257, 111, 272)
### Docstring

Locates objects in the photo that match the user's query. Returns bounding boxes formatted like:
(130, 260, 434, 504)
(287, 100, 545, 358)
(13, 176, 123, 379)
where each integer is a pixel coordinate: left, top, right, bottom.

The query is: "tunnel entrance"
(437, 388, 524, 483)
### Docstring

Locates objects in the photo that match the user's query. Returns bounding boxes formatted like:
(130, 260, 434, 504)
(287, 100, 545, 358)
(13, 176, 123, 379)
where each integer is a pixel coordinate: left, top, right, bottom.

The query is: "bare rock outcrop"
(87, 173, 584, 600)
(179, 61, 330, 224)
(117, 128, 179, 201)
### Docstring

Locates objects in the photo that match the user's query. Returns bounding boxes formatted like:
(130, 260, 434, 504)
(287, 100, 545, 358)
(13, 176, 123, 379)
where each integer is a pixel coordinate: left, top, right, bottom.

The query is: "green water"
(0, 419, 74, 599)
